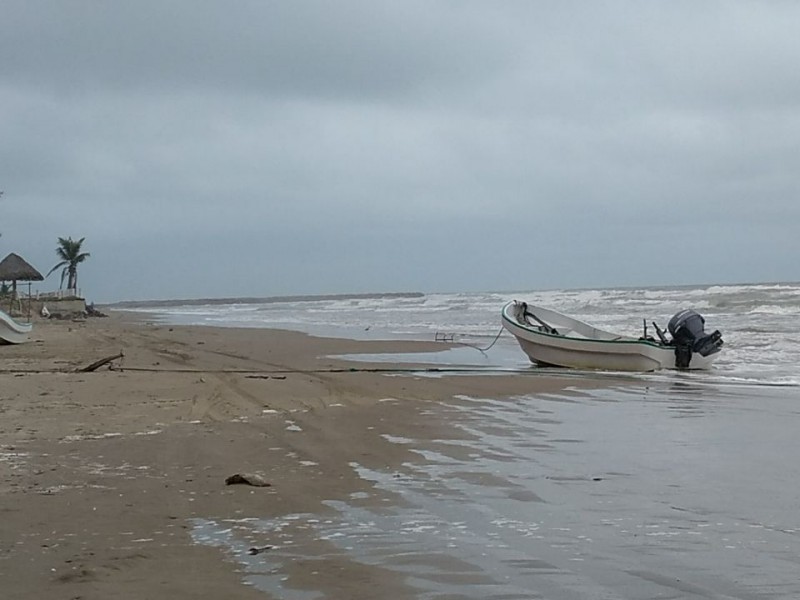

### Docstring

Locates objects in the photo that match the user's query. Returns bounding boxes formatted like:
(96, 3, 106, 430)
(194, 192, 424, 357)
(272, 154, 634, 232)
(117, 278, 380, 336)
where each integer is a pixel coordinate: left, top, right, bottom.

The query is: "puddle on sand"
(191, 383, 800, 599)
(333, 344, 527, 370)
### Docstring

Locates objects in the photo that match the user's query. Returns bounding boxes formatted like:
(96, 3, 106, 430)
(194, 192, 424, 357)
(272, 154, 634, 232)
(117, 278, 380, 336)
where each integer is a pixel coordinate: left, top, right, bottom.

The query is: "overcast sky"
(2, 1, 798, 302)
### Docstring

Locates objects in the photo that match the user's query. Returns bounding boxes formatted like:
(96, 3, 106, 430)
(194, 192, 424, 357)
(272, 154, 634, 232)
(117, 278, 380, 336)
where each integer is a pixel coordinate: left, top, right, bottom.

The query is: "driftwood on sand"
(77, 352, 124, 373)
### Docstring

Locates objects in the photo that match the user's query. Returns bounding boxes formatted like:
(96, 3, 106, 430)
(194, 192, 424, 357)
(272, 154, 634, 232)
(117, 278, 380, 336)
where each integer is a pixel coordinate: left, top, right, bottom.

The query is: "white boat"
(501, 301, 723, 372)
(0, 308, 33, 344)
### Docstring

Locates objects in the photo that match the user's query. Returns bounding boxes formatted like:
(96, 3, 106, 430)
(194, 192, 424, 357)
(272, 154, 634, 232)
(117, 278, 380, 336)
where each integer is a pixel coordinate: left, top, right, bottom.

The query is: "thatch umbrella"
(0, 252, 44, 288)
(0, 253, 44, 318)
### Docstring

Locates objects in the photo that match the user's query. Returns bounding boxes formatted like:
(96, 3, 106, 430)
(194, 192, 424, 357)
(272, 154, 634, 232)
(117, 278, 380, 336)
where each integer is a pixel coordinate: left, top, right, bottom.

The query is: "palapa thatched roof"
(0, 253, 44, 282)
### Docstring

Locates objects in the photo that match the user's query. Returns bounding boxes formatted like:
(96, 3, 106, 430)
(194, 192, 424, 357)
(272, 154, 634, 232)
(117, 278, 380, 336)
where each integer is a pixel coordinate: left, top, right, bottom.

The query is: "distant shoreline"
(105, 291, 425, 309)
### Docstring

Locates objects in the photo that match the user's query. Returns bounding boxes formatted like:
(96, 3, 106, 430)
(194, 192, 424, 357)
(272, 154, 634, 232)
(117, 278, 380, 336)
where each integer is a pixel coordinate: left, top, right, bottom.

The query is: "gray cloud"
(2, 1, 799, 301)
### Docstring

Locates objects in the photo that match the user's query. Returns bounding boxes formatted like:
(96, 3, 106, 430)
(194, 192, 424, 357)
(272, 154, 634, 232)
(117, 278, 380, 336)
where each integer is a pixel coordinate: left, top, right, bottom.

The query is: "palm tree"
(47, 237, 90, 292)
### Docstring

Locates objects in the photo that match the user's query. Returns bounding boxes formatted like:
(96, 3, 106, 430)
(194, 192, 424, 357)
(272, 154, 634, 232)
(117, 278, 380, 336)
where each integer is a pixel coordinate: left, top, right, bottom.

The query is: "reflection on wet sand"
(194, 381, 800, 599)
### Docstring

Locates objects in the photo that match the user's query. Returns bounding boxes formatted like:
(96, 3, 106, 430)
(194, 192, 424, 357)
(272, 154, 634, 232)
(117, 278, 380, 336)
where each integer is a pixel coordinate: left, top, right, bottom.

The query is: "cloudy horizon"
(2, 1, 798, 303)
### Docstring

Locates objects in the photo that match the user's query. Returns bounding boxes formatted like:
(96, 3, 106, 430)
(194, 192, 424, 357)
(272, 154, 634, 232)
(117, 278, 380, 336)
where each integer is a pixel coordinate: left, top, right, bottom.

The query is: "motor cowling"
(668, 309, 723, 368)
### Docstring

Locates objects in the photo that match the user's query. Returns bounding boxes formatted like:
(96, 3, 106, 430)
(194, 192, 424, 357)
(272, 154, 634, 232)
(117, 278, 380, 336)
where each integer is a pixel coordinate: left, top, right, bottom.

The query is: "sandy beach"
(0, 313, 595, 599)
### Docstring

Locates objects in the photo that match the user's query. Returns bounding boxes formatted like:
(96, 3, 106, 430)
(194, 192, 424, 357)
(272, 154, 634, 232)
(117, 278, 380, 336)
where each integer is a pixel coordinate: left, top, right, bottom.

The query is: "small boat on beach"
(502, 301, 723, 372)
(0, 308, 33, 344)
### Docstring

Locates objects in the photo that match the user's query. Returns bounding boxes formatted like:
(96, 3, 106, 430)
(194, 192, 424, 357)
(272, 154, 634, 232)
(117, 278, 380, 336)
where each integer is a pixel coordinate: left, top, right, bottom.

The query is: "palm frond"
(46, 260, 68, 278)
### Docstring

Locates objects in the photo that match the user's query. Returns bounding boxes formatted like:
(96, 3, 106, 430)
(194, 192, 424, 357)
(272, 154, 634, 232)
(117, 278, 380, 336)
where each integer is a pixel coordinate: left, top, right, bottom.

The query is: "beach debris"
(41, 305, 50, 318)
(77, 352, 124, 373)
(247, 545, 273, 555)
(225, 473, 271, 487)
(86, 303, 107, 318)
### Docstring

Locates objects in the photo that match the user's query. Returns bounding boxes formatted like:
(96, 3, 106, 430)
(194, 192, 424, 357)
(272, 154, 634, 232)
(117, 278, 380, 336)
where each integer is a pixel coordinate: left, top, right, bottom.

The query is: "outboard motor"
(668, 309, 723, 369)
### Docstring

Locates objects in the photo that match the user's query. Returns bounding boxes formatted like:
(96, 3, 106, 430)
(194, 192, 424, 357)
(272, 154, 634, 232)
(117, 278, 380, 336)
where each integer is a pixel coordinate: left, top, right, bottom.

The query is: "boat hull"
(502, 302, 719, 372)
(0, 309, 33, 344)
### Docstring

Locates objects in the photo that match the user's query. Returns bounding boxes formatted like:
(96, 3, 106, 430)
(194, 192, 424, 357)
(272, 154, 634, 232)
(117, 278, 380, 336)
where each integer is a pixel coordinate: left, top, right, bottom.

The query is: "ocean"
(125, 282, 800, 598)
(124, 282, 800, 386)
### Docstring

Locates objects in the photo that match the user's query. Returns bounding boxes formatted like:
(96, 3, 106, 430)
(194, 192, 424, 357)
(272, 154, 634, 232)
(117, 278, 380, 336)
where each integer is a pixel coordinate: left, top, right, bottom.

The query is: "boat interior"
(511, 302, 626, 341)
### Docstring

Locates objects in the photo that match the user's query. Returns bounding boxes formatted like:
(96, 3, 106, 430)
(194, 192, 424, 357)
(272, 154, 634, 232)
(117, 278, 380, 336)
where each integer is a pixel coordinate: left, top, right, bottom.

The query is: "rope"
(1, 365, 519, 375)
(0, 329, 509, 375)
(115, 365, 513, 374)
(455, 326, 506, 354)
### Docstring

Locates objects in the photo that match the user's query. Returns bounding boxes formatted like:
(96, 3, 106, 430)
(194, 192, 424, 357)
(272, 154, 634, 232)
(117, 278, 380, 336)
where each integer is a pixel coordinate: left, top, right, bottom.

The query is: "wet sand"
(316, 384, 800, 599)
(0, 314, 596, 599)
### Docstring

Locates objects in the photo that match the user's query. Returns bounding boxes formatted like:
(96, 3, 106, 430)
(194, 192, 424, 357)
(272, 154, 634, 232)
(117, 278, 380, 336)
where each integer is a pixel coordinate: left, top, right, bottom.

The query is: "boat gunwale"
(501, 302, 669, 350)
